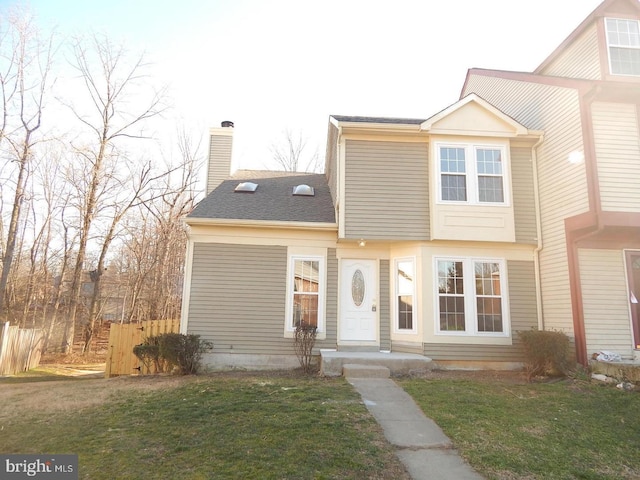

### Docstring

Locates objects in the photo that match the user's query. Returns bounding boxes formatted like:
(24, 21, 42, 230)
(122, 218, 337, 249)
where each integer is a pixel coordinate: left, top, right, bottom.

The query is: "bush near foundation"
(134, 333, 213, 375)
(519, 329, 572, 380)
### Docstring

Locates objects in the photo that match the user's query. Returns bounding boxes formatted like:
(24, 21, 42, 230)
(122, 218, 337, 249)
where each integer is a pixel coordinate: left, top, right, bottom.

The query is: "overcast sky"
(16, 0, 604, 174)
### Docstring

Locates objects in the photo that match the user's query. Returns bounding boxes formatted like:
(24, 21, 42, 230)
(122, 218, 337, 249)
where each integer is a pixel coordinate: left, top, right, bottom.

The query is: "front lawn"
(399, 372, 640, 480)
(0, 374, 408, 480)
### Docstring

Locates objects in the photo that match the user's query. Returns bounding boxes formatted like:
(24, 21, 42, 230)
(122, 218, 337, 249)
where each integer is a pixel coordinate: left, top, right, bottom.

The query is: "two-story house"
(181, 0, 640, 371)
(180, 94, 543, 371)
(462, 0, 640, 365)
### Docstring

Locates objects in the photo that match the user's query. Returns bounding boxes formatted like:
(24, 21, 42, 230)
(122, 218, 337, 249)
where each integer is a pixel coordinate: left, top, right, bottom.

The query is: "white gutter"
(531, 134, 545, 330)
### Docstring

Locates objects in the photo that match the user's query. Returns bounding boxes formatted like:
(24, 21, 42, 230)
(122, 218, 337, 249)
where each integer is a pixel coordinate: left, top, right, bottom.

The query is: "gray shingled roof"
(188, 170, 336, 224)
(331, 115, 426, 125)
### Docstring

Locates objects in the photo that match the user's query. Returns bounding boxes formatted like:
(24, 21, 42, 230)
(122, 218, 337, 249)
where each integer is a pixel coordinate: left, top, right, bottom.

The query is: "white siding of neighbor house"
(579, 248, 634, 358)
(187, 243, 338, 355)
(592, 101, 640, 213)
(344, 140, 429, 240)
(538, 23, 601, 80)
(463, 74, 589, 336)
(422, 260, 538, 362)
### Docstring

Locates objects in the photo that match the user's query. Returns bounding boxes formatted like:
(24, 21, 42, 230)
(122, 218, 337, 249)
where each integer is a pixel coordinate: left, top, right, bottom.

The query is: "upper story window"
(437, 143, 508, 205)
(605, 18, 640, 76)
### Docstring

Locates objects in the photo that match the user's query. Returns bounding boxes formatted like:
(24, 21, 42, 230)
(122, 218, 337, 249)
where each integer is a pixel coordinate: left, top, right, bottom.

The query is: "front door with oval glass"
(339, 259, 377, 342)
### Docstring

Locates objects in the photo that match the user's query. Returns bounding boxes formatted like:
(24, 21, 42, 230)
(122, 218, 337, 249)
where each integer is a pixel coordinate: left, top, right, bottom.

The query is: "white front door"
(340, 259, 377, 342)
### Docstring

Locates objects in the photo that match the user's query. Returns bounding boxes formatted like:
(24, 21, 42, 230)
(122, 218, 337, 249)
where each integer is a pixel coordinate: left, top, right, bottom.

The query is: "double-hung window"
(436, 257, 508, 336)
(395, 258, 416, 332)
(605, 18, 640, 76)
(437, 143, 508, 205)
(286, 254, 325, 333)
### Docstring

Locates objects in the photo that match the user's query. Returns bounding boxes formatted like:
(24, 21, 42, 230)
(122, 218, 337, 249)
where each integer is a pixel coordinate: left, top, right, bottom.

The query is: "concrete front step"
(320, 350, 434, 377)
(343, 363, 390, 378)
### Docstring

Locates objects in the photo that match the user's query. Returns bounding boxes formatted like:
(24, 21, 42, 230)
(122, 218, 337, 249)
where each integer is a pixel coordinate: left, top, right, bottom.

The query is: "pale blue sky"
(8, 0, 604, 173)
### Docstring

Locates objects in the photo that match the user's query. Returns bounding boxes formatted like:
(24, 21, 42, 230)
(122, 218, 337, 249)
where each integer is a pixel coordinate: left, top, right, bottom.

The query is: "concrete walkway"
(347, 377, 484, 480)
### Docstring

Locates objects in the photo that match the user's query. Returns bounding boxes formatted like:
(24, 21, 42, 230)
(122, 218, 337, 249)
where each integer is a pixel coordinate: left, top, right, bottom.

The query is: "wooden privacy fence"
(105, 319, 180, 378)
(0, 322, 44, 375)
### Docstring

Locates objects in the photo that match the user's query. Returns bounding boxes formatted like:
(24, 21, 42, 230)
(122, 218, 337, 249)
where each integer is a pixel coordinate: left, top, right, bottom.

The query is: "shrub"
(133, 333, 213, 375)
(519, 329, 572, 380)
(133, 342, 163, 373)
(293, 323, 317, 374)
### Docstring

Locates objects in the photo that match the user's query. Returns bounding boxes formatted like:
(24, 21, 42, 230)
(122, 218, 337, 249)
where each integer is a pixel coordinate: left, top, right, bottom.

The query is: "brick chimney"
(206, 121, 234, 194)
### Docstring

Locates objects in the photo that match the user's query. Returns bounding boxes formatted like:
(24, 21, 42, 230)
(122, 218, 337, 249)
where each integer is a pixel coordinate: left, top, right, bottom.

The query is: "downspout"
(566, 84, 603, 366)
(531, 135, 545, 330)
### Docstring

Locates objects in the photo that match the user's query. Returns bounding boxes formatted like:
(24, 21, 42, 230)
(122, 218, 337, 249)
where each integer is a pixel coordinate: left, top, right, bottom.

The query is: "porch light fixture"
(358, 239, 366, 247)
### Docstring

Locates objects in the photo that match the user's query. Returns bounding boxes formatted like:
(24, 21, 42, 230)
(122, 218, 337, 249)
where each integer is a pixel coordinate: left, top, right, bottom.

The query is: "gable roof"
(188, 170, 336, 225)
(421, 93, 535, 137)
(535, 0, 640, 74)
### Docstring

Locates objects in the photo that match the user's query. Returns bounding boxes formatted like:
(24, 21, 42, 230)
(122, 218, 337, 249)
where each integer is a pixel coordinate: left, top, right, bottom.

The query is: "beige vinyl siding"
(207, 133, 233, 194)
(592, 102, 640, 212)
(510, 146, 537, 244)
(579, 248, 634, 358)
(188, 243, 338, 355)
(344, 140, 429, 240)
(326, 124, 339, 206)
(464, 74, 588, 335)
(424, 260, 538, 361)
(539, 24, 601, 80)
(379, 260, 391, 351)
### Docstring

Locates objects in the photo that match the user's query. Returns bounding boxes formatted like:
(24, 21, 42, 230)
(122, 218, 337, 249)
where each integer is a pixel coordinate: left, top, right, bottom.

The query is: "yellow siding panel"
(540, 24, 601, 80)
(579, 248, 633, 358)
(592, 102, 640, 212)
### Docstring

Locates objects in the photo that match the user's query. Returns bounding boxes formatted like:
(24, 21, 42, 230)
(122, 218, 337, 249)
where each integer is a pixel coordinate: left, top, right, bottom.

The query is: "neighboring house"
(462, 0, 640, 365)
(181, 0, 640, 370)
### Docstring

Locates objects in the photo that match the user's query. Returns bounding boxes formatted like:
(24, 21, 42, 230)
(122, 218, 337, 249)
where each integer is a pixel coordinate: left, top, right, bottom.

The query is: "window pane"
(292, 259, 320, 328)
(438, 260, 465, 331)
(610, 47, 640, 75)
(476, 149, 502, 175)
(440, 147, 466, 173)
(293, 293, 318, 327)
(439, 296, 465, 331)
(442, 174, 467, 201)
(438, 261, 464, 294)
(475, 262, 503, 333)
(478, 176, 504, 202)
(397, 260, 414, 295)
(398, 295, 413, 329)
(477, 297, 503, 332)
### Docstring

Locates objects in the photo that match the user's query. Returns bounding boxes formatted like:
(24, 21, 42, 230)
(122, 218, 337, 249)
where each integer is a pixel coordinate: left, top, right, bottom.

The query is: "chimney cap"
(221, 120, 234, 128)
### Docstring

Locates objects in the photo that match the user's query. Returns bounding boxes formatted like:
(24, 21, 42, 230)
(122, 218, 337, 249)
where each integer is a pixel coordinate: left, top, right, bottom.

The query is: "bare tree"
(60, 34, 166, 353)
(269, 128, 321, 173)
(0, 9, 56, 315)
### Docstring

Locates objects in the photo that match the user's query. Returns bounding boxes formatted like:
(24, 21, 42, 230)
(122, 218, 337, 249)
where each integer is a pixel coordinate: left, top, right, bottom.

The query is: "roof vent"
(292, 184, 314, 196)
(221, 120, 234, 128)
(235, 181, 258, 192)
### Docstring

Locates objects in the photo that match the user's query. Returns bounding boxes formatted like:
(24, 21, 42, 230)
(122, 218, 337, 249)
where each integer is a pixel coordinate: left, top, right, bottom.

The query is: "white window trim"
(605, 17, 640, 77)
(435, 142, 510, 206)
(393, 257, 417, 334)
(284, 253, 327, 338)
(433, 256, 510, 338)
